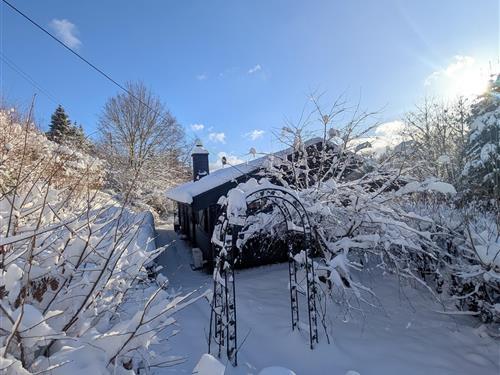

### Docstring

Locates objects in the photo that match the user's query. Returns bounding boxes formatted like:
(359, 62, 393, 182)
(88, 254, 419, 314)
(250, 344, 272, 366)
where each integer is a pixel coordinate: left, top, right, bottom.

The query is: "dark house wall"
(177, 203, 220, 270)
(176, 172, 260, 268)
(194, 206, 215, 261)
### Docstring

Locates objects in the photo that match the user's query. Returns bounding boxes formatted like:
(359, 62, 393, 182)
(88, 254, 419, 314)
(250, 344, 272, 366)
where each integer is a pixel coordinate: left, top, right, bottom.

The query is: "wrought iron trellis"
(208, 188, 319, 366)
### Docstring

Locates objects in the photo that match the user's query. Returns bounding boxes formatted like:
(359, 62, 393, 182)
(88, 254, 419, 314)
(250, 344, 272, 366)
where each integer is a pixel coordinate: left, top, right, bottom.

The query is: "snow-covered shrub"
(295, 157, 497, 322)
(0, 110, 103, 197)
(410, 204, 500, 323)
(0, 109, 203, 373)
(458, 216, 500, 322)
(217, 174, 454, 325)
(234, 95, 499, 323)
(249, 100, 449, 309)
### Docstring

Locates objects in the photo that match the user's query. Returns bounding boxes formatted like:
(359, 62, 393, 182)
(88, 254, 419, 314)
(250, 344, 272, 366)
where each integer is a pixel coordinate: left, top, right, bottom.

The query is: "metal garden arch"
(208, 187, 319, 366)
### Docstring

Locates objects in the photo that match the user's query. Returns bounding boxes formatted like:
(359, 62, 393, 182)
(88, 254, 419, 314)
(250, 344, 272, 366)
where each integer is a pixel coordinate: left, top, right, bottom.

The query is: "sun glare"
(447, 65, 490, 98)
(426, 56, 493, 99)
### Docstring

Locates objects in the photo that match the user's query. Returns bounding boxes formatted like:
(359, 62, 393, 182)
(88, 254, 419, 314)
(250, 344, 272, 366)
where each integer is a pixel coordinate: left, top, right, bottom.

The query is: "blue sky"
(0, 0, 498, 167)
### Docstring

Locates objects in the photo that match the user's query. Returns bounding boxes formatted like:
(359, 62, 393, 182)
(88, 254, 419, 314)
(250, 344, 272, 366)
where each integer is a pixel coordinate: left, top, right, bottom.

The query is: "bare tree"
(98, 81, 189, 213)
(270, 92, 381, 190)
(401, 97, 470, 185)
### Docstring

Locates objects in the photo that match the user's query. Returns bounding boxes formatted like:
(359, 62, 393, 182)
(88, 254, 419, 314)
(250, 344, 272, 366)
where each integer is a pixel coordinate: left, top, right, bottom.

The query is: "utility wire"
(1, 0, 171, 123)
(0, 51, 59, 104)
(1, 0, 129, 93)
(0, 51, 101, 137)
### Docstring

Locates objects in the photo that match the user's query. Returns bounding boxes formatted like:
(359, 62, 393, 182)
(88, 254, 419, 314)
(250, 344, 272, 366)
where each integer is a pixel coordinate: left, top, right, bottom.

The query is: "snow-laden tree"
(0, 109, 203, 374)
(215, 97, 453, 319)
(227, 94, 498, 324)
(462, 74, 500, 203)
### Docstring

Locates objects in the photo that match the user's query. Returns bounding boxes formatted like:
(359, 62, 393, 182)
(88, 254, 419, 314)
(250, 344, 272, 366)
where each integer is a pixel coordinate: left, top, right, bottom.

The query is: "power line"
(0, 51, 59, 104)
(1, 0, 130, 93)
(1, 0, 172, 123)
(0, 50, 101, 138)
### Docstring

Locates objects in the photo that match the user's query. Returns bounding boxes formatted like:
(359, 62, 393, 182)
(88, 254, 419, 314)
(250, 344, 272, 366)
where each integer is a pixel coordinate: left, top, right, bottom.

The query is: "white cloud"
(248, 64, 262, 74)
(210, 152, 245, 171)
(191, 123, 205, 131)
(196, 73, 207, 81)
(245, 129, 265, 140)
(425, 55, 475, 86)
(208, 132, 226, 143)
(374, 120, 405, 138)
(424, 55, 490, 97)
(49, 19, 81, 49)
(349, 120, 406, 156)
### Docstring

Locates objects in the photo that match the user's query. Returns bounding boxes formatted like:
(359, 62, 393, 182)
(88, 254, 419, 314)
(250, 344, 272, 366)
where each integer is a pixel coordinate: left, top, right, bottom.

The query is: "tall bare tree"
(98, 81, 189, 213)
(401, 97, 470, 186)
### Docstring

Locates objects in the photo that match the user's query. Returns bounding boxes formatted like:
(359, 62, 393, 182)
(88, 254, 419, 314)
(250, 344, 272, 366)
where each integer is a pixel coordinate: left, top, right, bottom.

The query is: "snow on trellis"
(209, 178, 319, 365)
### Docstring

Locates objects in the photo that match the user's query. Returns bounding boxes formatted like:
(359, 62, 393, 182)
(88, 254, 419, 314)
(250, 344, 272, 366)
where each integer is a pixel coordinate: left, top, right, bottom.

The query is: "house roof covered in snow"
(165, 137, 327, 205)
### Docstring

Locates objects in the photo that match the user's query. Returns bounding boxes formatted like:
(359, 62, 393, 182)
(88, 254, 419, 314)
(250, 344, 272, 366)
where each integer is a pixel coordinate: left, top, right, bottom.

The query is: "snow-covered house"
(165, 138, 340, 269)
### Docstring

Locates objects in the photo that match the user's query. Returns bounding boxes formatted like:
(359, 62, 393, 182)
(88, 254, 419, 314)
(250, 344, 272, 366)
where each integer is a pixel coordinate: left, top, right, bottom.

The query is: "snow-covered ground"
(155, 224, 499, 375)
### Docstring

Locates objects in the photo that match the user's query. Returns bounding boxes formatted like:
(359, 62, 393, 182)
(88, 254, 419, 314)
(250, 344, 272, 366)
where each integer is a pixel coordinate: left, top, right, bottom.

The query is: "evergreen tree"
(462, 74, 500, 202)
(46, 105, 72, 143)
(46, 105, 90, 150)
(69, 122, 89, 149)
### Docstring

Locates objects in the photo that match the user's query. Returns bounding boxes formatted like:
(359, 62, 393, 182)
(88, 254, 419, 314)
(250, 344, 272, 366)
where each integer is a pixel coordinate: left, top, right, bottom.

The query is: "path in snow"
(154, 224, 499, 375)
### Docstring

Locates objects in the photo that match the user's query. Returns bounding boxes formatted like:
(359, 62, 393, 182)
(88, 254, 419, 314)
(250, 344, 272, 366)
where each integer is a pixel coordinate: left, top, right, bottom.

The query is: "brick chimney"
(192, 139, 209, 181)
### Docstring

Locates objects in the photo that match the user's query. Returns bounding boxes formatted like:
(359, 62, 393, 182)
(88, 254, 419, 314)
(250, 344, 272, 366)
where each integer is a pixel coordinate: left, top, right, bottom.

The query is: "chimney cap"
(192, 139, 209, 155)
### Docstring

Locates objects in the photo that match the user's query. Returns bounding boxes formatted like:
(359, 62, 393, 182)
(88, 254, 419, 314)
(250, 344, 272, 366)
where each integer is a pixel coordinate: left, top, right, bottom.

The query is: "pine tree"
(46, 105, 91, 151)
(69, 122, 89, 148)
(462, 74, 500, 202)
(47, 105, 72, 143)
